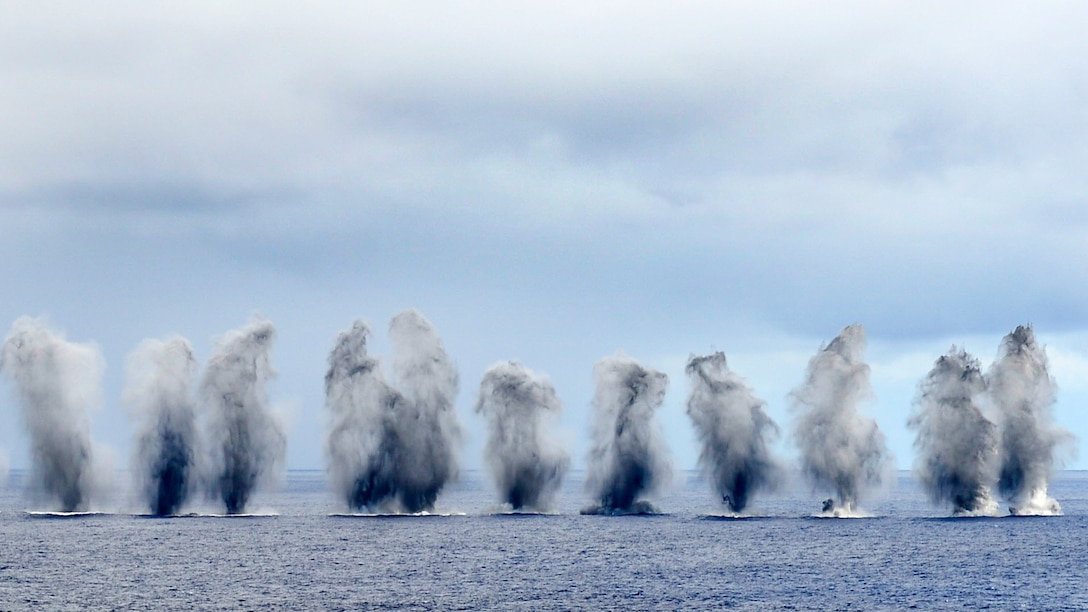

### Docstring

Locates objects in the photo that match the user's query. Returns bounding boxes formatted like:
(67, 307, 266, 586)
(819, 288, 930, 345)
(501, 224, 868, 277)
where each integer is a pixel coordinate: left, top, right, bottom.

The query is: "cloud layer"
(2, 2, 1087, 472)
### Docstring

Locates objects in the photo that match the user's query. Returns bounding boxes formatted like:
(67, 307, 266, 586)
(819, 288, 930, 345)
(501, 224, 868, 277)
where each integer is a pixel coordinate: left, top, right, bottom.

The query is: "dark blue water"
(1, 471, 1086, 610)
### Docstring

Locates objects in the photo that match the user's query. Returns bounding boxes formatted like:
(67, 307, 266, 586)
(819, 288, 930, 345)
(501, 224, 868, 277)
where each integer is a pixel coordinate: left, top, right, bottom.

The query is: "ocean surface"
(1, 470, 1086, 611)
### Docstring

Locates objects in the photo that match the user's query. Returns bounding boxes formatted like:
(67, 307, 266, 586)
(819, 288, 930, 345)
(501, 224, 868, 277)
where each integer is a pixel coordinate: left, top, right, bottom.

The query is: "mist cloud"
(124, 336, 199, 516)
(686, 352, 781, 513)
(201, 318, 285, 514)
(910, 347, 997, 515)
(324, 310, 460, 513)
(476, 360, 570, 511)
(0, 317, 111, 511)
(987, 325, 1073, 515)
(583, 353, 671, 515)
(791, 325, 889, 514)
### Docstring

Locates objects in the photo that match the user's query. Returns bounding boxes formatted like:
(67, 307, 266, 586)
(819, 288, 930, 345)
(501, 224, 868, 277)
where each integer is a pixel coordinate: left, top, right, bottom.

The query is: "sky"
(2, 1, 1087, 476)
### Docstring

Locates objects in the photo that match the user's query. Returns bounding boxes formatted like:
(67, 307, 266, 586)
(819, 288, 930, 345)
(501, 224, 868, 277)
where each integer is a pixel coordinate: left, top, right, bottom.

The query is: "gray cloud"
(4, 3, 1086, 194)
(3, 2, 1088, 473)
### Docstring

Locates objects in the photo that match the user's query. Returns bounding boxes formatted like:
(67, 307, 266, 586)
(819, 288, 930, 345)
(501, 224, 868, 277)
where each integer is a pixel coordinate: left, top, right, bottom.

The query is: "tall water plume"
(324, 310, 460, 513)
(387, 310, 461, 512)
(910, 347, 997, 515)
(124, 337, 199, 516)
(583, 353, 671, 514)
(476, 361, 570, 511)
(325, 319, 401, 511)
(201, 318, 285, 514)
(987, 325, 1072, 515)
(790, 324, 889, 514)
(686, 352, 781, 513)
(0, 317, 110, 511)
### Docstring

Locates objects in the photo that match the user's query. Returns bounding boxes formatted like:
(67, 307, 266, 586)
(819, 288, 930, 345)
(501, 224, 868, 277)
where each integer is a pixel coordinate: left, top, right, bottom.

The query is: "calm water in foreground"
(1, 470, 1086, 610)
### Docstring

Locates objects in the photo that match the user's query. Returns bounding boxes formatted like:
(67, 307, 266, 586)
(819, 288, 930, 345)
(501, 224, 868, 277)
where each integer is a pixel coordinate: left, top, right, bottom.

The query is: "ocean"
(1, 470, 1085, 611)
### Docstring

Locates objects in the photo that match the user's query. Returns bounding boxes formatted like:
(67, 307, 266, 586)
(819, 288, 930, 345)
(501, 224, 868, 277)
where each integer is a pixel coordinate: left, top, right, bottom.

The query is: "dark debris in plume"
(585, 354, 671, 514)
(325, 311, 460, 514)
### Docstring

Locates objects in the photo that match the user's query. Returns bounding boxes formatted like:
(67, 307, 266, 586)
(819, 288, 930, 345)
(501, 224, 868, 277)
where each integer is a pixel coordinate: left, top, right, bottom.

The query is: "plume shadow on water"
(579, 500, 665, 516)
(127, 511, 279, 519)
(484, 510, 561, 518)
(914, 515, 1023, 523)
(327, 512, 467, 519)
(697, 514, 779, 522)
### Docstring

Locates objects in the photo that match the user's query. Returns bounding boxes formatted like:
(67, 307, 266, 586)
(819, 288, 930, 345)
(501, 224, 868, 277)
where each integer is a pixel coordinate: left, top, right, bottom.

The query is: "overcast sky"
(2, 2, 1087, 477)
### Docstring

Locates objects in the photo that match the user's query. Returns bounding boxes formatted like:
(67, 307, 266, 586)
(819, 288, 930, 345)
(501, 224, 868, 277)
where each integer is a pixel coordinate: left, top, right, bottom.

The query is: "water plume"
(201, 318, 285, 514)
(387, 310, 461, 512)
(324, 310, 460, 513)
(909, 347, 998, 515)
(987, 325, 1072, 516)
(583, 353, 671, 515)
(686, 352, 781, 513)
(124, 337, 199, 516)
(0, 317, 110, 511)
(790, 324, 889, 515)
(476, 361, 570, 511)
(325, 320, 401, 511)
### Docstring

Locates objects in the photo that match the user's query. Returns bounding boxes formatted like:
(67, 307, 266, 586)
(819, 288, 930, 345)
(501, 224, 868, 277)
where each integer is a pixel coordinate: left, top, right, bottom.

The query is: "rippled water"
(1, 471, 1086, 610)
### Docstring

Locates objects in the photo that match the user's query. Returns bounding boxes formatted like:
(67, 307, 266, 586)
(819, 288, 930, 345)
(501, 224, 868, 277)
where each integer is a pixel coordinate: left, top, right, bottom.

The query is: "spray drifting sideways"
(324, 310, 461, 513)
(0, 317, 111, 511)
(987, 325, 1072, 516)
(124, 337, 199, 516)
(909, 348, 998, 516)
(791, 325, 889, 516)
(686, 352, 781, 513)
(202, 318, 285, 515)
(476, 361, 570, 511)
(583, 354, 671, 515)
